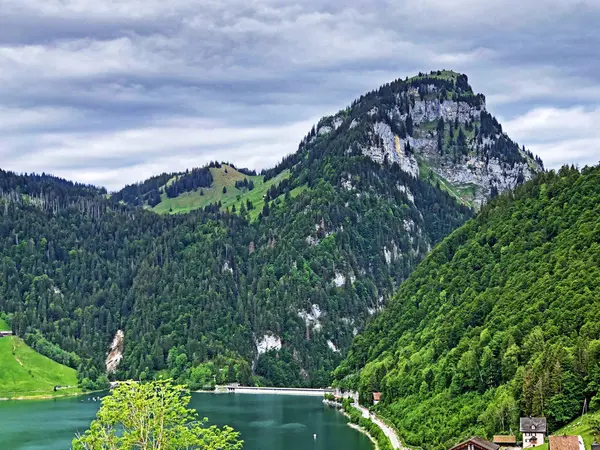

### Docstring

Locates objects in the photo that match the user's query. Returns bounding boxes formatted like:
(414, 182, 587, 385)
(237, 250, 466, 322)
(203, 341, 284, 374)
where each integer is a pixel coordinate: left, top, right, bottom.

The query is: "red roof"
(549, 436, 580, 450)
(373, 392, 381, 401)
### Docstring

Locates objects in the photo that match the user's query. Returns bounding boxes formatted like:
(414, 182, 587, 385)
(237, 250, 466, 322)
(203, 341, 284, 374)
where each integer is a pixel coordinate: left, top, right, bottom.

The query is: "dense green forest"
(0, 71, 537, 390)
(335, 165, 600, 449)
(0, 147, 470, 389)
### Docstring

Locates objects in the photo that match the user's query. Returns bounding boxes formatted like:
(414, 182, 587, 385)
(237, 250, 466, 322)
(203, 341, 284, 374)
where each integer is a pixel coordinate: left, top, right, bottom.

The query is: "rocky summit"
(314, 70, 543, 207)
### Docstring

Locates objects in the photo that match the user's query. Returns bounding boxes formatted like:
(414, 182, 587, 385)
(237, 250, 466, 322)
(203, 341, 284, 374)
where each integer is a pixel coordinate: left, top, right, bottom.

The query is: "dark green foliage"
(437, 118, 445, 154)
(406, 116, 413, 137)
(165, 167, 213, 198)
(335, 165, 600, 449)
(0, 113, 471, 389)
(77, 361, 110, 391)
(111, 172, 173, 206)
(0, 71, 489, 390)
(24, 329, 81, 369)
(0, 169, 105, 199)
(234, 178, 255, 191)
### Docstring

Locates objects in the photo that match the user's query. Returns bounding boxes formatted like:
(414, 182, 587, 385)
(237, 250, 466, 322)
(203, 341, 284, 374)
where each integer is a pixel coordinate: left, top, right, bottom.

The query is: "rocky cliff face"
(106, 329, 124, 374)
(315, 70, 542, 207)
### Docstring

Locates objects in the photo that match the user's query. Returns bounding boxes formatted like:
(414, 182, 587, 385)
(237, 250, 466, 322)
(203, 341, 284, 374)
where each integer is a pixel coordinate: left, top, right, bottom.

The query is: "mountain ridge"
(113, 70, 541, 212)
(0, 70, 542, 391)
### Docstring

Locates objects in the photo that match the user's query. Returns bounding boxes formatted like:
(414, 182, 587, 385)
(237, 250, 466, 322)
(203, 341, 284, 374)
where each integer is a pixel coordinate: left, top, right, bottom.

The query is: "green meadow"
(152, 164, 299, 219)
(0, 335, 80, 399)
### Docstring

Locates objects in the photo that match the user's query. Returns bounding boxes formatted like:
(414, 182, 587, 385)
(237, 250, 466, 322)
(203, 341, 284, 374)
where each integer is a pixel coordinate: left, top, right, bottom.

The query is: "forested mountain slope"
(0, 71, 538, 389)
(335, 165, 600, 449)
(0, 146, 471, 389)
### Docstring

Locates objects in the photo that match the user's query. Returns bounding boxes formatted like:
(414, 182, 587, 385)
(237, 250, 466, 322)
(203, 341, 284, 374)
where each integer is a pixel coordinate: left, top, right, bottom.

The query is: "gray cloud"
(0, 0, 598, 190)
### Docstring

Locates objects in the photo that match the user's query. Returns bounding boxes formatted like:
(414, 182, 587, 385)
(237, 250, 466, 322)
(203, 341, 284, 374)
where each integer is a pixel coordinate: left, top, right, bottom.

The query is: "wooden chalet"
(493, 436, 518, 447)
(449, 437, 500, 450)
(520, 417, 547, 448)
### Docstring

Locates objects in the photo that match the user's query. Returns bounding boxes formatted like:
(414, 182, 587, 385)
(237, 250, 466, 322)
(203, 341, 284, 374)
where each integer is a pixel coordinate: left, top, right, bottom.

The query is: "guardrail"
(223, 385, 335, 395)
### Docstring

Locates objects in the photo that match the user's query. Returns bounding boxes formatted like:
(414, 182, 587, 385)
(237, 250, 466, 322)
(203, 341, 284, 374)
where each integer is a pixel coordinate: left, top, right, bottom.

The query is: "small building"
(548, 435, 584, 450)
(520, 417, 547, 448)
(449, 437, 500, 450)
(372, 392, 381, 405)
(0, 331, 13, 338)
(493, 436, 518, 447)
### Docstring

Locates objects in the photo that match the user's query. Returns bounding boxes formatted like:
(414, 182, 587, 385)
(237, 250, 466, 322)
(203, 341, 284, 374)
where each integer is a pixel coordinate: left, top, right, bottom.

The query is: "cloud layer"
(1, 0, 599, 190)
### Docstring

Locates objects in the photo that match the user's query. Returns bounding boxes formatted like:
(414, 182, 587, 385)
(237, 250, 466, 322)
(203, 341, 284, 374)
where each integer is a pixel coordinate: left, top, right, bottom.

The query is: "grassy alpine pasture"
(152, 164, 293, 218)
(0, 335, 80, 399)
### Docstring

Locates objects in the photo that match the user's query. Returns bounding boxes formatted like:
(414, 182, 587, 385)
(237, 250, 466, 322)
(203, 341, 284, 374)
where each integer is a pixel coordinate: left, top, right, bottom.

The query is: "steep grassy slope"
(335, 165, 600, 449)
(532, 408, 600, 450)
(0, 336, 79, 398)
(152, 165, 291, 216)
(418, 157, 479, 208)
(0, 318, 9, 331)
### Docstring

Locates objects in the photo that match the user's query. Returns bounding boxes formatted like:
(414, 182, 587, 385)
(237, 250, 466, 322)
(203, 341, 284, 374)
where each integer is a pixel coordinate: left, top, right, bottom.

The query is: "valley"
(2, 70, 499, 391)
(1, 70, 598, 450)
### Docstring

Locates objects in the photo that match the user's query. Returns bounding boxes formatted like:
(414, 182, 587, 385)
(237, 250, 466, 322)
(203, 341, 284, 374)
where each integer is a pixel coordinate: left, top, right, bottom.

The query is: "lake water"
(0, 393, 373, 450)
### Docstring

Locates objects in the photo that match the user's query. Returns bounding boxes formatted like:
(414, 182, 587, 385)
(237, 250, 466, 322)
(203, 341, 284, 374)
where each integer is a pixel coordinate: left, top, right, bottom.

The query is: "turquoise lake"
(0, 393, 373, 450)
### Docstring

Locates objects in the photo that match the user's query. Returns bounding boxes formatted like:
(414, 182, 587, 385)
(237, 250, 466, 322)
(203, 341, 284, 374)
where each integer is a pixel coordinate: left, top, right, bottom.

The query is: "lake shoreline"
(0, 389, 102, 402)
(195, 385, 333, 396)
(323, 399, 378, 450)
(195, 388, 379, 448)
(348, 423, 379, 450)
(0, 391, 80, 401)
(2, 390, 373, 450)
(2, 384, 331, 401)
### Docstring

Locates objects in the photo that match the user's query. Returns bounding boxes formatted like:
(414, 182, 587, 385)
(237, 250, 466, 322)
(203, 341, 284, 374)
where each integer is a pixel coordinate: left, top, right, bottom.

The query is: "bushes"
(24, 330, 81, 369)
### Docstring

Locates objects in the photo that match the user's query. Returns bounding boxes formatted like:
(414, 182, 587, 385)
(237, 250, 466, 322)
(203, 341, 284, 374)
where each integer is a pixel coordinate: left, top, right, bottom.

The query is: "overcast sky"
(1, 0, 599, 190)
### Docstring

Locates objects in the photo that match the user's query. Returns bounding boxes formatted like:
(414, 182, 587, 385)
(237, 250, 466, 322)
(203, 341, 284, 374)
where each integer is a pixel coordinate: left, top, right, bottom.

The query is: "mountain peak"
(113, 70, 542, 214)
(312, 70, 542, 207)
(409, 69, 462, 80)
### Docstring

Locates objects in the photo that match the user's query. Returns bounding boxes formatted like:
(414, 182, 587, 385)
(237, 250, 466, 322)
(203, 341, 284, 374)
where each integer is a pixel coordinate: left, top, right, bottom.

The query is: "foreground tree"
(72, 380, 243, 450)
